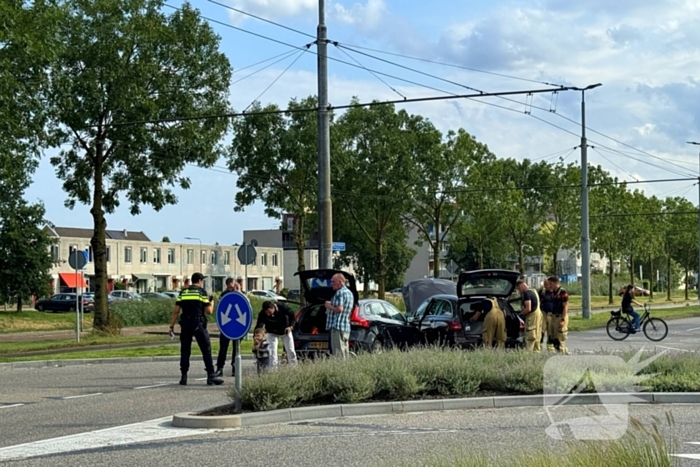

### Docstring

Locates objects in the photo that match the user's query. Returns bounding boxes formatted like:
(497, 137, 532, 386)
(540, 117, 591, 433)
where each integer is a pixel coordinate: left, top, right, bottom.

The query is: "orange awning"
(59, 273, 88, 288)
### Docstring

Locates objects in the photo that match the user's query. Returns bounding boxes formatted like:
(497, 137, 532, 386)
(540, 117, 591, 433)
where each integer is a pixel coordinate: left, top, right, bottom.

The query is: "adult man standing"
(325, 273, 354, 360)
(539, 278, 556, 352)
(254, 300, 298, 369)
(548, 276, 569, 354)
(517, 279, 543, 353)
(470, 298, 506, 349)
(168, 272, 223, 386)
(214, 277, 238, 378)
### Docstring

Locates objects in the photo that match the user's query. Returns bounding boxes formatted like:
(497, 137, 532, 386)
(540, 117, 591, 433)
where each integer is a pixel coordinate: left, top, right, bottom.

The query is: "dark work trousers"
(216, 334, 238, 372)
(179, 319, 215, 375)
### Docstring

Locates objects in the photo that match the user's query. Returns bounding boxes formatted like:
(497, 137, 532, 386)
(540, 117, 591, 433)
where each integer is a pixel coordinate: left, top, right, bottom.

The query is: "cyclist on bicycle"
(621, 284, 642, 332)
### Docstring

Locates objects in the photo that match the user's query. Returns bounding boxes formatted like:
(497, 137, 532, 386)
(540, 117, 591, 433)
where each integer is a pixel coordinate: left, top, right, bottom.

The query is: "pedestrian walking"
(325, 273, 354, 360)
(254, 300, 297, 369)
(549, 276, 570, 354)
(168, 272, 223, 386)
(517, 279, 543, 353)
(252, 327, 271, 374)
(214, 277, 239, 378)
(539, 278, 557, 352)
(470, 298, 506, 349)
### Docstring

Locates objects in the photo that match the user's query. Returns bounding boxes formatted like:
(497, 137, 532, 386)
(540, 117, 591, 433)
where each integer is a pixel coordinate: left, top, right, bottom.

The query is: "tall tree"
(334, 100, 429, 298)
(664, 197, 697, 300)
(402, 129, 493, 278)
(44, 0, 231, 331)
(228, 96, 323, 277)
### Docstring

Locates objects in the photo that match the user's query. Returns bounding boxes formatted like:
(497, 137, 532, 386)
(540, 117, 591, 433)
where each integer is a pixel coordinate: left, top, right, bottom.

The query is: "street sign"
(310, 278, 330, 288)
(446, 260, 459, 274)
(237, 242, 257, 266)
(216, 291, 253, 341)
(332, 242, 345, 252)
(68, 250, 88, 270)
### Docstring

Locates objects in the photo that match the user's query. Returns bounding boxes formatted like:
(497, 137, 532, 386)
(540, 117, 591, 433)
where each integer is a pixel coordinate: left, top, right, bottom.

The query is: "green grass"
(567, 305, 700, 332)
(417, 415, 676, 467)
(0, 310, 91, 333)
(0, 334, 171, 354)
(568, 293, 691, 310)
(229, 347, 700, 412)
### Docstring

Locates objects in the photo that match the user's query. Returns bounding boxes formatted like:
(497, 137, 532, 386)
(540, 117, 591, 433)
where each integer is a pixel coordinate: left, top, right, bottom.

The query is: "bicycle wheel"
(606, 317, 631, 341)
(643, 318, 668, 342)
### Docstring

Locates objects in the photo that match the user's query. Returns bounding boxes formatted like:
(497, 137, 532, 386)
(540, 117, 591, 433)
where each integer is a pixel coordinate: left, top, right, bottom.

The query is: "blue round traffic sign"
(216, 292, 253, 340)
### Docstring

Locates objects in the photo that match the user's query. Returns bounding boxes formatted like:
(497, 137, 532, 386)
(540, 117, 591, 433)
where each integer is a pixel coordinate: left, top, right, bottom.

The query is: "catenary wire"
(206, 0, 316, 39)
(232, 48, 302, 85)
(331, 44, 406, 99)
(594, 145, 695, 179)
(591, 147, 639, 181)
(243, 46, 310, 111)
(232, 49, 301, 76)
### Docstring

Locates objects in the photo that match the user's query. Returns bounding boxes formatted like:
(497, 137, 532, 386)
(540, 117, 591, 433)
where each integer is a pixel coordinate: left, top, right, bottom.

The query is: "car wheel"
(371, 338, 383, 354)
(68, 306, 76, 313)
(36, 305, 43, 312)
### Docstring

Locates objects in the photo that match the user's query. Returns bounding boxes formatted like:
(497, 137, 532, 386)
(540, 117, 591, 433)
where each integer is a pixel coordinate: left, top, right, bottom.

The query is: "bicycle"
(606, 303, 668, 342)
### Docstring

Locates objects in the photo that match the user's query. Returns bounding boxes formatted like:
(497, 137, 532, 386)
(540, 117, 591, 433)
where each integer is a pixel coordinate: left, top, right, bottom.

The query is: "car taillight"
(350, 306, 370, 328)
(520, 320, 525, 330)
(447, 320, 462, 332)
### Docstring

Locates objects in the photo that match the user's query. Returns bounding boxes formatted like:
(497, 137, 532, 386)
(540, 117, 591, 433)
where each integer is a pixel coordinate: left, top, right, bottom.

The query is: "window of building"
(271, 253, 278, 267)
(261, 253, 267, 266)
(124, 247, 132, 263)
(88, 246, 94, 262)
(168, 248, 176, 264)
(201, 250, 207, 265)
(106, 246, 111, 263)
(223, 251, 230, 265)
(50, 244, 59, 262)
(153, 248, 161, 264)
(186, 249, 194, 264)
(211, 251, 218, 266)
(140, 248, 148, 263)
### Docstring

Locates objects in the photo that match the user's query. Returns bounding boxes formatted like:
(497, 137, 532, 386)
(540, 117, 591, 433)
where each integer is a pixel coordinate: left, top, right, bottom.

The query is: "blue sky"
(26, 0, 700, 245)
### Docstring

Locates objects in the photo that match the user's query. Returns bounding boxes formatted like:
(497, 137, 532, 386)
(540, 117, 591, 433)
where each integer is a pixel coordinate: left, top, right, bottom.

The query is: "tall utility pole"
(316, 0, 332, 270)
(573, 83, 602, 320)
(688, 141, 700, 308)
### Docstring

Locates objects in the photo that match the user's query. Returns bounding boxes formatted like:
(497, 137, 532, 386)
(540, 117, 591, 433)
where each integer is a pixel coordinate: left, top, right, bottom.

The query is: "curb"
(0, 355, 255, 370)
(171, 392, 700, 429)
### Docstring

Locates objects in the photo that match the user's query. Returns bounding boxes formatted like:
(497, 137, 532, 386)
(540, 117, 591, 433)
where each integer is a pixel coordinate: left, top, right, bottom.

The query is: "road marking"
(0, 416, 237, 462)
(657, 346, 691, 352)
(686, 327, 700, 332)
(673, 454, 700, 460)
(62, 393, 103, 400)
(134, 383, 171, 390)
(0, 403, 25, 409)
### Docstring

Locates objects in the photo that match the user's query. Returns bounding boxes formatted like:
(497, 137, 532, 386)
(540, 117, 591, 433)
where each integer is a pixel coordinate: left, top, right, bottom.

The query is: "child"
(252, 327, 271, 374)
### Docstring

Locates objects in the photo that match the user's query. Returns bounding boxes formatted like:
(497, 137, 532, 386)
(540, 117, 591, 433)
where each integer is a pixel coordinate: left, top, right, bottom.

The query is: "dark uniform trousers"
(216, 334, 238, 372)
(180, 318, 215, 374)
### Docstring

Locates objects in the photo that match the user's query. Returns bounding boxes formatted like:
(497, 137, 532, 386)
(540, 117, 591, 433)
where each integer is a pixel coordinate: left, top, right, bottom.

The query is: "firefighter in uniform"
(470, 298, 506, 349)
(539, 278, 556, 352)
(517, 279, 543, 353)
(168, 272, 224, 386)
(548, 275, 569, 354)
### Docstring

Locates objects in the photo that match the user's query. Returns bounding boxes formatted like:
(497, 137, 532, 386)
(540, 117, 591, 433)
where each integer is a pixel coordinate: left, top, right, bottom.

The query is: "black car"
(406, 293, 460, 347)
(456, 269, 525, 349)
(35, 293, 94, 313)
(292, 269, 423, 357)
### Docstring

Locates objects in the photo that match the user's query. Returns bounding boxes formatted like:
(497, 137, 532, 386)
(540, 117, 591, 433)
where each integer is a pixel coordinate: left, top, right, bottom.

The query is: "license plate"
(310, 342, 328, 349)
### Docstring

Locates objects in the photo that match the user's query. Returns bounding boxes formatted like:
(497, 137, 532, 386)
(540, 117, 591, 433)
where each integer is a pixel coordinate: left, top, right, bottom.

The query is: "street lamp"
(572, 83, 603, 320)
(184, 236, 204, 291)
(687, 141, 700, 307)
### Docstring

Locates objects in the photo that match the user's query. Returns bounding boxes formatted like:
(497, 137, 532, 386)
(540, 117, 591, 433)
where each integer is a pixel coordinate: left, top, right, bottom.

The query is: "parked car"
(456, 269, 525, 349)
(108, 290, 144, 301)
(140, 292, 171, 300)
(402, 278, 457, 321)
(35, 293, 93, 313)
(162, 291, 179, 299)
(249, 290, 287, 301)
(286, 289, 301, 301)
(618, 285, 650, 296)
(406, 293, 460, 346)
(292, 269, 425, 358)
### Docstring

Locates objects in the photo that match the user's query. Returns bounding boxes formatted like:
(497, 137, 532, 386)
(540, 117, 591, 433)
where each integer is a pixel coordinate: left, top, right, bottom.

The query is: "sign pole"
(75, 249, 80, 343)
(234, 339, 242, 411)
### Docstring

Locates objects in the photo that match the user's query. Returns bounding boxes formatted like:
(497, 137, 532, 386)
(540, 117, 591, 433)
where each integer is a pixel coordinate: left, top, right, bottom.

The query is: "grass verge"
(229, 347, 700, 412)
(417, 415, 676, 467)
(567, 305, 700, 332)
(0, 334, 171, 354)
(0, 310, 91, 334)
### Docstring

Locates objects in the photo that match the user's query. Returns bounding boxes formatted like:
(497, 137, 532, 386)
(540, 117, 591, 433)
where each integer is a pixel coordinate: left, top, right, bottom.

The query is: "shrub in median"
(229, 348, 700, 412)
(110, 299, 175, 327)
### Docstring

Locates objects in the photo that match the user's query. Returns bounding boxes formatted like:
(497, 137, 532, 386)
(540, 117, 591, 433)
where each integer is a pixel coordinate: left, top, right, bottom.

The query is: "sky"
(25, 0, 700, 246)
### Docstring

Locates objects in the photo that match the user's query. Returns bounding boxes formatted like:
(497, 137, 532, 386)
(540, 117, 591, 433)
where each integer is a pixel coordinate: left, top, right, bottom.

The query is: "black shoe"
(214, 369, 223, 378)
(207, 373, 224, 386)
(179, 374, 187, 385)
(231, 368, 235, 377)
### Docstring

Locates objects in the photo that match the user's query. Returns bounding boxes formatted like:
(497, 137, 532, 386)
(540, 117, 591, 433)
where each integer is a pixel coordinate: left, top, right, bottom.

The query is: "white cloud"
(332, 0, 386, 29)
(225, 0, 316, 24)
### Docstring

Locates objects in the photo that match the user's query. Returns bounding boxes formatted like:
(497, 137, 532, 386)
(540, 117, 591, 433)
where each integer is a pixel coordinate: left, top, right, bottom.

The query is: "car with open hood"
(292, 269, 423, 357)
(456, 269, 525, 349)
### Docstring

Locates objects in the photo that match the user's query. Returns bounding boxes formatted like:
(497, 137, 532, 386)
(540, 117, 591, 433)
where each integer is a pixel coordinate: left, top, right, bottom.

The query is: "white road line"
(0, 404, 24, 409)
(673, 454, 700, 460)
(686, 327, 700, 332)
(0, 416, 237, 462)
(62, 393, 103, 400)
(657, 346, 691, 352)
(195, 377, 207, 381)
(134, 383, 171, 390)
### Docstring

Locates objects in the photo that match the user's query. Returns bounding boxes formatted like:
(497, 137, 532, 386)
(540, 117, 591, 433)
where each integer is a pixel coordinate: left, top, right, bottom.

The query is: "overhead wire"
(331, 43, 406, 99)
(232, 49, 302, 75)
(591, 147, 639, 181)
(206, 0, 316, 39)
(232, 48, 303, 85)
(594, 145, 695, 179)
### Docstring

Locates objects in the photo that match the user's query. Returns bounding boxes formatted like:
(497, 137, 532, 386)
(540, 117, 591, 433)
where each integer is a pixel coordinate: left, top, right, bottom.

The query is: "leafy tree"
(334, 100, 429, 298)
(161, 236, 170, 243)
(44, 0, 232, 331)
(228, 97, 323, 278)
(402, 129, 492, 278)
(664, 197, 698, 300)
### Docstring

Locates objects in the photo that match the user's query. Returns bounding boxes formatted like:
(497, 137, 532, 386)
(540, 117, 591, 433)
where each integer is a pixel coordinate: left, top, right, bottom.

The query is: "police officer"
(548, 276, 569, 354)
(214, 277, 239, 378)
(517, 279, 543, 353)
(539, 278, 556, 352)
(168, 272, 223, 386)
(471, 298, 506, 349)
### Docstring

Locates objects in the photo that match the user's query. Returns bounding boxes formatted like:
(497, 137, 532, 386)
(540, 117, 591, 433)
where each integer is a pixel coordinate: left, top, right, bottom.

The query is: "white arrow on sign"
(220, 304, 247, 327)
